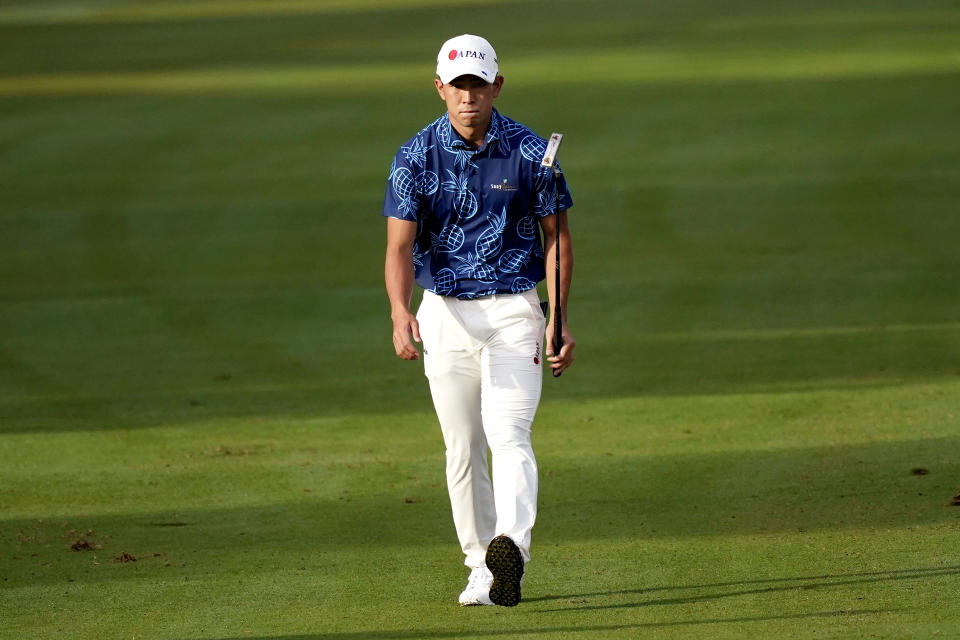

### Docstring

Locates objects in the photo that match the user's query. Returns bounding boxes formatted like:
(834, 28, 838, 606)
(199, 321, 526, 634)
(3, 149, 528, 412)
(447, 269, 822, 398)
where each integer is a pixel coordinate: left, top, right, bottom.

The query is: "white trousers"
(417, 289, 545, 568)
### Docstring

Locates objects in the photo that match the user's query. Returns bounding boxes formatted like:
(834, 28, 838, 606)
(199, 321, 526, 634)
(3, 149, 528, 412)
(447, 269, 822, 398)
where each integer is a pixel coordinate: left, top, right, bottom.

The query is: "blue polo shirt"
(382, 108, 573, 300)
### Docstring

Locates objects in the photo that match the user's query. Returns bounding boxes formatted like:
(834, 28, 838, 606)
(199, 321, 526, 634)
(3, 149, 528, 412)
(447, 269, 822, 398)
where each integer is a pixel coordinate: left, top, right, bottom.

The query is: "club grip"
(552, 320, 563, 378)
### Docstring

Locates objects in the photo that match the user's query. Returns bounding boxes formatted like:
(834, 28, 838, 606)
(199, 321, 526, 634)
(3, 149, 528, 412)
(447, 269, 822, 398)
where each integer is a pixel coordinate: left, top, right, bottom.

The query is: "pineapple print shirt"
(382, 109, 573, 300)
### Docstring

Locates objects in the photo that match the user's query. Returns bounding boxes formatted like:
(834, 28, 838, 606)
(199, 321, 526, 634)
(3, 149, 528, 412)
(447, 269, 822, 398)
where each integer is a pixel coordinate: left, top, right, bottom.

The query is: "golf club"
(540, 132, 564, 378)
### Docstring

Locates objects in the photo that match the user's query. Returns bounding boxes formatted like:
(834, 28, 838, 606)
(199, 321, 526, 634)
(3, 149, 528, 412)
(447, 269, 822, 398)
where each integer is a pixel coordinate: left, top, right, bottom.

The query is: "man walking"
(382, 34, 575, 607)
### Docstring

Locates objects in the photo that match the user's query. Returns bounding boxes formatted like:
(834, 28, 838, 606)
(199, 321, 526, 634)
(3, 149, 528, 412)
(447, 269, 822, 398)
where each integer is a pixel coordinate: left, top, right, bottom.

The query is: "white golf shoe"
(458, 566, 494, 606)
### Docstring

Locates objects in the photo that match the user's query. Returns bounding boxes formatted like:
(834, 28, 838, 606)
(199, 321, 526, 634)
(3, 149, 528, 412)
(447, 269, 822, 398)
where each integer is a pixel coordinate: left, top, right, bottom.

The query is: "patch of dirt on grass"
(951, 490, 960, 506)
(70, 539, 100, 552)
(114, 552, 137, 563)
(211, 444, 272, 457)
(214, 445, 250, 456)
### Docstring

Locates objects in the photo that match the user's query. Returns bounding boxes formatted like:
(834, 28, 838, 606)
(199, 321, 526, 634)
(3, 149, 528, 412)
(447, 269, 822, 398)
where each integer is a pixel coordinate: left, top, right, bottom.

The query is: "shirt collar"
(443, 108, 503, 152)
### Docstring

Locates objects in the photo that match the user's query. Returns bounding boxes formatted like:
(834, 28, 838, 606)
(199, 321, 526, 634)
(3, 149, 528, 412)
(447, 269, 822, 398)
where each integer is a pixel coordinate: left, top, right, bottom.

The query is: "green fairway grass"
(2, 1, 959, 638)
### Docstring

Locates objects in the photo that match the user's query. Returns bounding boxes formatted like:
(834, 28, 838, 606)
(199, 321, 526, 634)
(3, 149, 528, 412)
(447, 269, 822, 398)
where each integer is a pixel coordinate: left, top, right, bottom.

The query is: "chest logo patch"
(490, 178, 518, 192)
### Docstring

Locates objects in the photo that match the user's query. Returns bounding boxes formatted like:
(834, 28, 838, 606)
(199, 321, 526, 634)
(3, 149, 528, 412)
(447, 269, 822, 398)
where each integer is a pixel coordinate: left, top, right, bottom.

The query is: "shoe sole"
(485, 535, 523, 607)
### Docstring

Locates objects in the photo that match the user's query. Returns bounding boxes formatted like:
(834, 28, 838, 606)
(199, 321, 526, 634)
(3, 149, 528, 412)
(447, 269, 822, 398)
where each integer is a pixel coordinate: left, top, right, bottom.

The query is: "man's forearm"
(385, 246, 415, 317)
(384, 218, 419, 315)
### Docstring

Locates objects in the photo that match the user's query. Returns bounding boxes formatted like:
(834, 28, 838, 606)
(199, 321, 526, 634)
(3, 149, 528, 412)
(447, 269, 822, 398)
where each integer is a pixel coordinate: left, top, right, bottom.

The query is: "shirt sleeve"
(382, 151, 421, 222)
(533, 161, 574, 217)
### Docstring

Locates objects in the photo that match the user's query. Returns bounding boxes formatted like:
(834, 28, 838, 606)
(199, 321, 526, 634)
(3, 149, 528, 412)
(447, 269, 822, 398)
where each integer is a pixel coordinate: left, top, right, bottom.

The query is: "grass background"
(1, 0, 959, 638)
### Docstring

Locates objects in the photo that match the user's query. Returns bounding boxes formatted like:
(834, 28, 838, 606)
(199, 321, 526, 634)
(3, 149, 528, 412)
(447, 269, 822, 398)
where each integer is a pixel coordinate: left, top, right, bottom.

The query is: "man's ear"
(434, 77, 445, 99)
(492, 75, 503, 98)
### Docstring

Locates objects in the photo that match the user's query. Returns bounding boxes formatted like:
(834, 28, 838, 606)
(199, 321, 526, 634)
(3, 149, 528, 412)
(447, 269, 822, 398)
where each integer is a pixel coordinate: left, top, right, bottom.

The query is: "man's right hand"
(392, 310, 421, 360)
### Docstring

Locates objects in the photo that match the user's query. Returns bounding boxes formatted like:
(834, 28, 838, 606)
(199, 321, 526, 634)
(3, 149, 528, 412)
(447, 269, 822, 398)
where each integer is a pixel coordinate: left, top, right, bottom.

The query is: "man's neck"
(449, 115, 490, 148)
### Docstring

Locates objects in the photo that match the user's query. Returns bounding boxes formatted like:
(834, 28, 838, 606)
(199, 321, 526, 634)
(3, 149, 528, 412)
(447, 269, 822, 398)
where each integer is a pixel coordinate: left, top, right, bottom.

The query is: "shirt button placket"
(469, 162, 479, 209)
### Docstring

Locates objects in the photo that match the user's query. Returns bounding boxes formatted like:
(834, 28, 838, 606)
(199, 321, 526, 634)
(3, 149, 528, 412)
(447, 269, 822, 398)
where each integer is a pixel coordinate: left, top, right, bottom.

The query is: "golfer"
(382, 34, 575, 607)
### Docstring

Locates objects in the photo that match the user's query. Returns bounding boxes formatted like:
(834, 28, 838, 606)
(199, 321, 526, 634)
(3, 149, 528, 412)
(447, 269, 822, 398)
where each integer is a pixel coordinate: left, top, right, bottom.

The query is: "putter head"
(541, 133, 563, 177)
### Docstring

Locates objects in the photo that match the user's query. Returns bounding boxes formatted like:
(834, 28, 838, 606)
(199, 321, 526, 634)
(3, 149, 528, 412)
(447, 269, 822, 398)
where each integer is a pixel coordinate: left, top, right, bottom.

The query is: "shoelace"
(466, 567, 491, 589)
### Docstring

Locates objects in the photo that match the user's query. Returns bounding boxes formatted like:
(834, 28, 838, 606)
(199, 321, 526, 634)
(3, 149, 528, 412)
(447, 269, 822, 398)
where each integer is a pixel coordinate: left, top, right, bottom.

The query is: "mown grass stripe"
(1, 46, 959, 96)
(0, 0, 537, 24)
(635, 322, 960, 343)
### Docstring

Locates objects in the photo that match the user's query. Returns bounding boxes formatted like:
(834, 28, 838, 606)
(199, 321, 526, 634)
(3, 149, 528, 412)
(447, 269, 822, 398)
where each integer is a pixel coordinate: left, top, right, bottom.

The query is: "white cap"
(435, 34, 499, 84)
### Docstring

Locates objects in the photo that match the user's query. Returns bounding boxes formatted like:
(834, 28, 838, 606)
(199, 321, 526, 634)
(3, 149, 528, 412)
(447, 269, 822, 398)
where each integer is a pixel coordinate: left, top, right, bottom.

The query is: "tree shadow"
(2, 309, 958, 434)
(534, 435, 960, 544)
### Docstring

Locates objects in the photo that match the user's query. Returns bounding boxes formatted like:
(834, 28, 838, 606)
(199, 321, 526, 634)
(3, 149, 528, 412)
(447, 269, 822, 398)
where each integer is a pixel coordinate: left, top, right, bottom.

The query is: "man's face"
(434, 74, 503, 133)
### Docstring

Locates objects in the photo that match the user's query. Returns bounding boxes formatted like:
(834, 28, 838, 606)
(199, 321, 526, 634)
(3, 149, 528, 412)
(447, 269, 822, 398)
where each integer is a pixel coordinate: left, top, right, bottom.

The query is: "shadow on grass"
(1, 316, 959, 434)
(530, 564, 960, 611)
(205, 609, 899, 640)
(1, 56, 958, 436)
(535, 434, 960, 547)
(6, 255, 958, 429)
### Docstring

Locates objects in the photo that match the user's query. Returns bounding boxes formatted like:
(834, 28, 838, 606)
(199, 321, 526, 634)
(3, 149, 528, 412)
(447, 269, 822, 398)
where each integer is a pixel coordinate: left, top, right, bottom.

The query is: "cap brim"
(437, 64, 496, 85)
